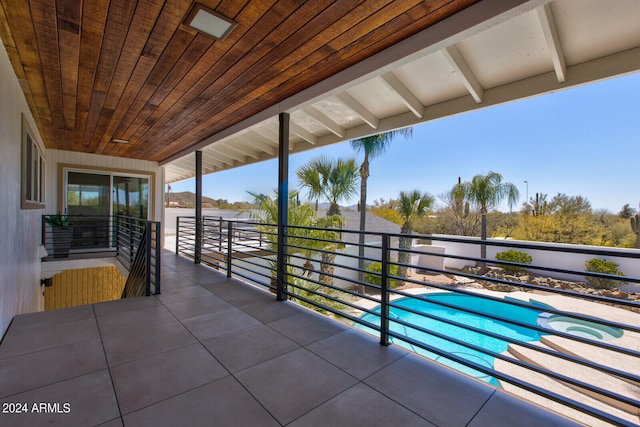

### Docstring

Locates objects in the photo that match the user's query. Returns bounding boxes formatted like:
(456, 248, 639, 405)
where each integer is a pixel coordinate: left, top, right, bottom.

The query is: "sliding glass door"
(113, 176, 149, 219)
(66, 172, 111, 216)
(64, 169, 151, 250)
(64, 169, 151, 219)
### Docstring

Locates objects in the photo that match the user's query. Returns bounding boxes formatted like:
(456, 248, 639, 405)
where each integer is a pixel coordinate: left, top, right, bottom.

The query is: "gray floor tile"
(93, 295, 161, 317)
(170, 262, 211, 276)
(0, 339, 107, 398)
(0, 318, 99, 359)
(155, 285, 215, 305)
(268, 311, 348, 346)
(96, 418, 124, 427)
(202, 281, 274, 306)
(8, 304, 95, 331)
(100, 320, 196, 366)
(160, 253, 191, 267)
(467, 390, 581, 427)
(240, 299, 304, 323)
(203, 325, 299, 373)
(289, 383, 434, 427)
(122, 376, 279, 427)
(96, 305, 176, 335)
(111, 344, 228, 415)
(307, 329, 407, 379)
(364, 354, 495, 426)
(163, 294, 233, 320)
(181, 308, 261, 341)
(160, 270, 195, 288)
(0, 370, 119, 427)
(236, 348, 358, 425)
(184, 267, 229, 285)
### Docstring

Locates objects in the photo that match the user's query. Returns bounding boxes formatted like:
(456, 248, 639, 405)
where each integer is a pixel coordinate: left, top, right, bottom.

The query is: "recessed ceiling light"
(111, 138, 129, 144)
(185, 3, 237, 40)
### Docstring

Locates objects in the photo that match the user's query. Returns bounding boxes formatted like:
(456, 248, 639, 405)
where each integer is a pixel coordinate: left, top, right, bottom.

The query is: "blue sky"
(168, 72, 640, 213)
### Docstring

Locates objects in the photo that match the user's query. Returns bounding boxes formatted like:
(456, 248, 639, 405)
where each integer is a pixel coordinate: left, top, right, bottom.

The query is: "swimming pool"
(358, 292, 546, 386)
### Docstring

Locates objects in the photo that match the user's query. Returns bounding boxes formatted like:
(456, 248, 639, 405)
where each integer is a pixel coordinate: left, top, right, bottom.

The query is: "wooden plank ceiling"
(0, 0, 478, 163)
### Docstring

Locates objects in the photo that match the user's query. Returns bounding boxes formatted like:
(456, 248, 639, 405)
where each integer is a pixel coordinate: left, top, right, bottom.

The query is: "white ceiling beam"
(220, 141, 259, 160)
(380, 72, 425, 118)
(302, 106, 346, 138)
(336, 92, 379, 129)
(209, 147, 243, 163)
(203, 147, 238, 166)
(441, 45, 484, 103)
(243, 132, 277, 156)
(536, 3, 566, 83)
(290, 122, 318, 145)
(253, 124, 295, 151)
(251, 126, 277, 143)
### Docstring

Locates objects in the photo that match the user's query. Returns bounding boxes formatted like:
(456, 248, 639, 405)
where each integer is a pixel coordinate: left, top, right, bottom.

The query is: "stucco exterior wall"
(0, 38, 45, 337)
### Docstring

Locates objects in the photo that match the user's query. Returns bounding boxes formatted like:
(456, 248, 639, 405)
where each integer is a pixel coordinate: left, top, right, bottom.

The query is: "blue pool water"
(358, 293, 546, 386)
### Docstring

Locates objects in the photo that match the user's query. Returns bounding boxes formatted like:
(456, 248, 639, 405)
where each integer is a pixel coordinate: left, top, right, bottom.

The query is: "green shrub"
(585, 258, 626, 290)
(495, 249, 532, 273)
(365, 261, 400, 289)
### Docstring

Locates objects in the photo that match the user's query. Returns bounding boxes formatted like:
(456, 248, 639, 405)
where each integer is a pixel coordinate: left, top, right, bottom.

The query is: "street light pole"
(524, 180, 529, 203)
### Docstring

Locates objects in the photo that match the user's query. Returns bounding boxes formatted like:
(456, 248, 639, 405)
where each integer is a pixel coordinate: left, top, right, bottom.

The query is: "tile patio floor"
(0, 250, 580, 426)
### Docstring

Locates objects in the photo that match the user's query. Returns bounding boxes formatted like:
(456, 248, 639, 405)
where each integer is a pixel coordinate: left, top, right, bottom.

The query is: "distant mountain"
(315, 202, 359, 211)
(166, 191, 255, 209)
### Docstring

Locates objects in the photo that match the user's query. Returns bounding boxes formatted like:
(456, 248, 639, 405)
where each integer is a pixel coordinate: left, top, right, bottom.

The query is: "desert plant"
(495, 249, 532, 273)
(585, 258, 626, 290)
(364, 261, 400, 289)
(631, 209, 640, 249)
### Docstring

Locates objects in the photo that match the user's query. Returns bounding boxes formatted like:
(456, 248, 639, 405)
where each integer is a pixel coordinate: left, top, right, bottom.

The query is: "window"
(21, 114, 45, 209)
(62, 168, 152, 220)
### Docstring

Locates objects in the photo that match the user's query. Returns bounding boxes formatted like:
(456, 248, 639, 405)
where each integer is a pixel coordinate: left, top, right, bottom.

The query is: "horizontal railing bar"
(392, 246, 640, 285)
(283, 265, 382, 307)
(388, 257, 640, 310)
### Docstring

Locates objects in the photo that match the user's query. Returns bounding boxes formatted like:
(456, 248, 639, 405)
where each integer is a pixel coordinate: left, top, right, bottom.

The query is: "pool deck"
(0, 250, 582, 426)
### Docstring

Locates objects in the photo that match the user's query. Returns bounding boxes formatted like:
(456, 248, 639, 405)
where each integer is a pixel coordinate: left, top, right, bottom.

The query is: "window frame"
(21, 114, 46, 210)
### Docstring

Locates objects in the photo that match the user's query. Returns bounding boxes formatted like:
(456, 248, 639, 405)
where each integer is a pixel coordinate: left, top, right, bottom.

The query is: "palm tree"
(296, 156, 358, 286)
(248, 190, 342, 290)
(463, 172, 519, 268)
(350, 129, 412, 286)
(395, 190, 435, 278)
(296, 155, 359, 216)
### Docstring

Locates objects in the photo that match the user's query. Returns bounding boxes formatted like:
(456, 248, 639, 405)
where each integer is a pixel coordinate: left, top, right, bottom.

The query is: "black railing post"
(41, 215, 46, 246)
(154, 222, 161, 295)
(145, 221, 152, 296)
(195, 150, 203, 264)
(276, 112, 289, 301)
(129, 217, 134, 267)
(175, 216, 180, 254)
(114, 216, 120, 256)
(226, 220, 233, 277)
(380, 234, 390, 346)
(218, 217, 223, 251)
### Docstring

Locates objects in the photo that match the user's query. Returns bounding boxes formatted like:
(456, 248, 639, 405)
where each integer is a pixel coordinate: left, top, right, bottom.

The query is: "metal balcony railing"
(176, 217, 640, 426)
(42, 214, 161, 296)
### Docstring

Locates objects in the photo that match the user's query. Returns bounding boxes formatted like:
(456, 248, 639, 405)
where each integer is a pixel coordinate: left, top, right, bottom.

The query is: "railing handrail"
(41, 214, 161, 297)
